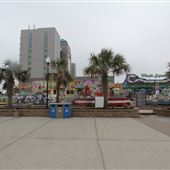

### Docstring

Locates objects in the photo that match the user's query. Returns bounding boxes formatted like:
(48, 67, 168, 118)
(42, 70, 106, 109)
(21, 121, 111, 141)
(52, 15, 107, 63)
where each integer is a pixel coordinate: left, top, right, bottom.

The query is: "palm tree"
(51, 59, 72, 102)
(84, 48, 130, 108)
(0, 60, 30, 107)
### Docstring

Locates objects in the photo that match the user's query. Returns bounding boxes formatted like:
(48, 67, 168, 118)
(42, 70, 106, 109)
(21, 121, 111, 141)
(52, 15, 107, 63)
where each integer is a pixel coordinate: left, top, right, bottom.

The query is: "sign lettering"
(141, 73, 167, 78)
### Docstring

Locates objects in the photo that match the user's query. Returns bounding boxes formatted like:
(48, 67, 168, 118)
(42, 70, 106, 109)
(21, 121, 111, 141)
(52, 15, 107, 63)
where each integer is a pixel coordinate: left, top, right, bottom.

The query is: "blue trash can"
(49, 103, 57, 118)
(63, 103, 71, 118)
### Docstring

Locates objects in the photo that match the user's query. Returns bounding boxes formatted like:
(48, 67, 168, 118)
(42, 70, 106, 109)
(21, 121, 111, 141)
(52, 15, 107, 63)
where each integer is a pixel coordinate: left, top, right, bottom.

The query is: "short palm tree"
(84, 48, 131, 108)
(0, 60, 30, 107)
(51, 59, 72, 102)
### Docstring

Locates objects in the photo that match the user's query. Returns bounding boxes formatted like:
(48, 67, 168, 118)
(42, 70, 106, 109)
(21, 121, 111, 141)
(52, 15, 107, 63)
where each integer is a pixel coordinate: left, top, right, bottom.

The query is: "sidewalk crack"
(94, 118, 106, 170)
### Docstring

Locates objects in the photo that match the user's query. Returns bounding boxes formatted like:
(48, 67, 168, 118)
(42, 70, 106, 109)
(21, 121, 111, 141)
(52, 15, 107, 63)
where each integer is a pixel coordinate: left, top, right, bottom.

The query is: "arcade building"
(123, 74, 170, 93)
(123, 74, 170, 104)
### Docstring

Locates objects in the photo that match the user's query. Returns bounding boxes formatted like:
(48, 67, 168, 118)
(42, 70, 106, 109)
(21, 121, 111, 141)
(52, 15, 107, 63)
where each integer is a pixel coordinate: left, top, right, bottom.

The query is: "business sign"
(141, 73, 167, 79)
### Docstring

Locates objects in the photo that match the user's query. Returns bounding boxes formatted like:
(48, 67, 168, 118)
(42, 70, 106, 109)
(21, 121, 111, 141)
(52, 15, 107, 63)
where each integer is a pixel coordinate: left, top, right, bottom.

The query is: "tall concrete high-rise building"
(60, 39, 71, 72)
(71, 62, 76, 77)
(20, 27, 60, 80)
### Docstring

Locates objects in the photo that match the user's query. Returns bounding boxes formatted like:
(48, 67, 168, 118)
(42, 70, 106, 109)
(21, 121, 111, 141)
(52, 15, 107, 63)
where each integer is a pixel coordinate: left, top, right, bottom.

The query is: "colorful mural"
(18, 81, 56, 95)
(66, 79, 123, 98)
(32, 81, 56, 94)
(16, 78, 123, 104)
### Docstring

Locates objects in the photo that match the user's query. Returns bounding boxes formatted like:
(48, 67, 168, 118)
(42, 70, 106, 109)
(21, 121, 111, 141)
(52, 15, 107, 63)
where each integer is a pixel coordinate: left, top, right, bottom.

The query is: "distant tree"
(84, 48, 131, 108)
(51, 59, 72, 102)
(166, 62, 170, 78)
(0, 60, 30, 107)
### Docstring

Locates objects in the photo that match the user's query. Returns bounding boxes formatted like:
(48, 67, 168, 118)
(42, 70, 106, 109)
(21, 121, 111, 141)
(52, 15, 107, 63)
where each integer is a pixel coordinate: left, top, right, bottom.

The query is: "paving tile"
(0, 117, 14, 123)
(100, 140, 170, 169)
(0, 138, 18, 150)
(96, 118, 170, 141)
(0, 138, 104, 169)
(27, 118, 97, 140)
(1, 117, 170, 169)
(0, 117, 51, 138)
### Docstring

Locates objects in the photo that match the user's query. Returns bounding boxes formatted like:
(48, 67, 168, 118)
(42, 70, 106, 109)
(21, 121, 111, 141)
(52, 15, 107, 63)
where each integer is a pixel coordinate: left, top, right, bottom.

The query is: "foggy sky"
(0, 1, 170, 82)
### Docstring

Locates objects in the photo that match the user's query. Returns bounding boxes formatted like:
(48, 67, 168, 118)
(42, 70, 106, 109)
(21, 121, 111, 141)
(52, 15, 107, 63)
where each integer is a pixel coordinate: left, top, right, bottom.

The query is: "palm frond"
(83, 66, 99, 77)
(50, 58, 72, 85)
(89, 53, 98, 66)
(112, 54, 131, 75)
(17, 70, 30, 82)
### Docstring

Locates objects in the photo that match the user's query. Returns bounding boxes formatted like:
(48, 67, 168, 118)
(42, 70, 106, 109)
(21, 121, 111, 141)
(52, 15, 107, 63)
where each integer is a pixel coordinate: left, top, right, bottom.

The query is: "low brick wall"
(153, 107, 170, 116)
(0, 107, 140, 118)
(0, 108, 48, 117)
(72, 108, 140, 118)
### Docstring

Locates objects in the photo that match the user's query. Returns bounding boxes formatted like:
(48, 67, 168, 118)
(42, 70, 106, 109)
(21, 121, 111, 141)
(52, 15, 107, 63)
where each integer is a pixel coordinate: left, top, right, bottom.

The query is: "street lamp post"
(46, 56, 51, 109)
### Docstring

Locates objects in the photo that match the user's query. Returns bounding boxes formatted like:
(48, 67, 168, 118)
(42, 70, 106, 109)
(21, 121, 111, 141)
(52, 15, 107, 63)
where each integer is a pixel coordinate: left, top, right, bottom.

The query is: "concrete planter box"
(72, 108, 140, 118)
(153, 107, 170, 116)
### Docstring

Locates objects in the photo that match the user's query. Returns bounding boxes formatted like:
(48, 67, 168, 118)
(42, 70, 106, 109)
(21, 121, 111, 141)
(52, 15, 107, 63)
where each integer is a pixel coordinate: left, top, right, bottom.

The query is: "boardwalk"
(0, 116, 170, 169)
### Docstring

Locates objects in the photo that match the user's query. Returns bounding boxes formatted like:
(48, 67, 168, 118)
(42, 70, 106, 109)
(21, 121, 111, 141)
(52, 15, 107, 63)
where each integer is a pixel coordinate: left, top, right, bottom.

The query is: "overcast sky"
(0, 1, 170, 82)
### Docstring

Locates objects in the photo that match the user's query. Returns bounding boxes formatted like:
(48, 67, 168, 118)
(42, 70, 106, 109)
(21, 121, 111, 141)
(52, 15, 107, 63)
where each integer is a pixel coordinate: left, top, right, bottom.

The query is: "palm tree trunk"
(56, 81, 60, 103)
(8, 94, 13, 108)
(7, 84, 14, 108)
(102, 73, 108, 109)
(113, 74, 115, 83)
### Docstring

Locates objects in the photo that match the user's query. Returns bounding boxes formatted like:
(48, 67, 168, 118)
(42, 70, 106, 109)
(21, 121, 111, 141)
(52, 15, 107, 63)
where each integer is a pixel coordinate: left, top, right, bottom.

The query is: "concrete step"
(139, 109, 154, 115)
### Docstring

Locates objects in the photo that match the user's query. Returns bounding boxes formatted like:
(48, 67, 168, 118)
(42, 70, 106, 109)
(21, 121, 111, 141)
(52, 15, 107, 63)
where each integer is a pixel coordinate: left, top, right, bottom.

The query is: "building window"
(28, 32, 32, 50)
(44, 38, 48, 43)
(44, 49, 48, 54)
(28, 38, 32, 43)
(28, 43, 32, 48)
(28, 55, 31, 60)
(44, 33, 48, 57)
(44, 43, 48, 49)
(28, 60, 31, 66)
(28, 55, 32, 68)
(28, 32, 32, 42)
(43, 67, 46, 72)
(28, 67, 31, 72)
(29, 32, 32, 37)
(44, 32, 48, 43)
(28, 49, 32, 54)
(43, 55, 47, 65)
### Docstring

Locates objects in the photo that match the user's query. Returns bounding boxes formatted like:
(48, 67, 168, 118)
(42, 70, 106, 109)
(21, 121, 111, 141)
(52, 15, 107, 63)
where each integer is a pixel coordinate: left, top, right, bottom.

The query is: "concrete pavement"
(0, 116, 170, 169)
(137, 115, 170, 137)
